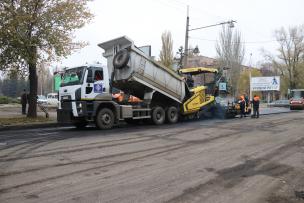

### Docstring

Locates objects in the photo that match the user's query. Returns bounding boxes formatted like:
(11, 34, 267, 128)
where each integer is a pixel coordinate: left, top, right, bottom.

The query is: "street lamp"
(188, 20, 236, 32)
(192, 46, 200, 54)
(183, 6, 236, 67)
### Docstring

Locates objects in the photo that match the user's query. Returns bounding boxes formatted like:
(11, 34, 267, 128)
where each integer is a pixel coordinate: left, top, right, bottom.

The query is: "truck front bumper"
(290, 104, 304, 109)
(57, 100, 92, 123)
(57, 109, 73, 123)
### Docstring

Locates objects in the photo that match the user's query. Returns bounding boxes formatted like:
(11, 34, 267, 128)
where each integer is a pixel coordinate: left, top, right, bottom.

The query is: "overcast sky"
(55, 0, 304, 69)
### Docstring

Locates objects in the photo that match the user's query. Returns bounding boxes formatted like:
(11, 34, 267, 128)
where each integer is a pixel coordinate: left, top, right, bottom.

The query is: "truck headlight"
(76, 102, 82, 108)
(76, 102, 82, 114)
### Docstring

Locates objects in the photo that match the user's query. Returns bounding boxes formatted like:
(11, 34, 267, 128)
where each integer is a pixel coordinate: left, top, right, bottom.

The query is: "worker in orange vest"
(251, 95, 260, 118)
(238, 95, 246, 118)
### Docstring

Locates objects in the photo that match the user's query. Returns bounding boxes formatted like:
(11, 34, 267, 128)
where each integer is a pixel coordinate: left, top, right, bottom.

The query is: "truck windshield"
(61, 67, 86, 86)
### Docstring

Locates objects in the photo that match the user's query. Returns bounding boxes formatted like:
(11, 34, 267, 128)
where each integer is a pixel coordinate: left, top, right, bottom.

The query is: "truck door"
(82, 67, 106, 100)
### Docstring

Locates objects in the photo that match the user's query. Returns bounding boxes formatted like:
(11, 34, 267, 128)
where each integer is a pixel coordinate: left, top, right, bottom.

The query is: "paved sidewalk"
(260, 106, 292, 115)
(0, 104, 57, 119)
(0, 104, 58, 130)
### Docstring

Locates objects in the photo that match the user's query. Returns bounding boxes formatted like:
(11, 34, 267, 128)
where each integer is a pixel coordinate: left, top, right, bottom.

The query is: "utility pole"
(182, 6, 236, 68)
(183, 5, 189, 68)
(249, 53, 253, 102)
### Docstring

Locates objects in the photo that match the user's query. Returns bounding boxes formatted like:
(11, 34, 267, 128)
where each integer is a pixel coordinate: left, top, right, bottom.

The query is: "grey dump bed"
(98, 36, 187, 103)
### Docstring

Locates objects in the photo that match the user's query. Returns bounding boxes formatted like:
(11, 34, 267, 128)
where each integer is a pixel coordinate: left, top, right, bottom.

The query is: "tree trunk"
(27, 47, 38, 118)
(288, 69, 293, 90)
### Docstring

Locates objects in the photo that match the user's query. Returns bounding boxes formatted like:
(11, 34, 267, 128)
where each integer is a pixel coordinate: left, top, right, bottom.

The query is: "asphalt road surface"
(0, 112, 304, 203)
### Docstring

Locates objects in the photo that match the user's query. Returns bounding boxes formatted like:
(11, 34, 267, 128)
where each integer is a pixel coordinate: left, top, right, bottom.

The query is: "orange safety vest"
(253, 96, 260, 101)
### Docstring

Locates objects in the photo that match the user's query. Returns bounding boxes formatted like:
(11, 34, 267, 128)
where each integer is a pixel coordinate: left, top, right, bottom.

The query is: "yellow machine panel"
(183, 86, 215, 114)
(179, 67, 218, 75)
(179, 66, 218, 115)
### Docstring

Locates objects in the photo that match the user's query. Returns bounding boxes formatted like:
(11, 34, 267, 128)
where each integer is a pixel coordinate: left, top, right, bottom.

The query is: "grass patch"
(0, 116, 55, 126)
(0, 96, 20, 104)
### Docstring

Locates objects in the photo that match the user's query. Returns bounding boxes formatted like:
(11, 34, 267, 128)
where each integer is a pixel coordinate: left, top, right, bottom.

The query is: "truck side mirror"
(87, 69, 94, 83)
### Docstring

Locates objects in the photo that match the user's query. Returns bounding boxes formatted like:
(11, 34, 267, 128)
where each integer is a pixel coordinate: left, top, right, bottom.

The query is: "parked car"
(290, 89, 304, 110)
(47, 93, 59, 107)
(268, 99, 290, 108)
(37, 95, 47, 105)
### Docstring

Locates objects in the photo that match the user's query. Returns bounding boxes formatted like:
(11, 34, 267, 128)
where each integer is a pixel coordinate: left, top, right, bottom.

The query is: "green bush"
(10, 98, 20, 104)
(0, 96, 20, 104)
(0, 96, 9, 104)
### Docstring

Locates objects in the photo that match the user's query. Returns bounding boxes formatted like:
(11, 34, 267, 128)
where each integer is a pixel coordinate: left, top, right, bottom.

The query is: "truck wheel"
(95, 108, 114, 129)
(166, 106, 179, 124)
(152, 106, 165, 125)
(113, 49, 130, 69)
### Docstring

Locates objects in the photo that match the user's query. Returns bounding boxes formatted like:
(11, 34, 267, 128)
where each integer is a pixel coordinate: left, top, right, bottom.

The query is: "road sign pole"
(249, 71, 252, 101)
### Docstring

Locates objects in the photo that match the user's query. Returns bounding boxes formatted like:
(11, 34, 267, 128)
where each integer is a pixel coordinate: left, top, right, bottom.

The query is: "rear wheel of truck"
(95, 108, 114, 129)
(151, 106, 165, 125)
(166, 106, 179, 124)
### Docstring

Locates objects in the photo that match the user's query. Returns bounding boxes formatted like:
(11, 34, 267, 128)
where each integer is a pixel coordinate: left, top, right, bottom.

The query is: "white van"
(47, 93, 59, 107)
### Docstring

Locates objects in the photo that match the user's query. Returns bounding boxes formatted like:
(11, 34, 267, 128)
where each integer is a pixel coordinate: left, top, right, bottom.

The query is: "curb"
(0, 122, 69, 131)
(260, 109, 300, 116)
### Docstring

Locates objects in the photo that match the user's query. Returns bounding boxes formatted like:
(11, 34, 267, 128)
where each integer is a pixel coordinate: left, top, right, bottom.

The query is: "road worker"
(244, 94, 250, 115)
(21, 89, 28, 115)
(238, 95, 246, 118)
(251, 95, 260, 118)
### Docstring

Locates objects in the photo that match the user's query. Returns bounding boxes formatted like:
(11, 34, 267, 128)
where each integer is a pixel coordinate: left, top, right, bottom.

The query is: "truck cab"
(57, 64, 115, 128)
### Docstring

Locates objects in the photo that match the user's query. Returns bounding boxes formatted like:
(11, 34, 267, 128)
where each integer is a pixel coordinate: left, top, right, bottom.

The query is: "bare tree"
(159, 31, 174, 69)
(273, 25, 304, 90)
(216, 25, 245, 96)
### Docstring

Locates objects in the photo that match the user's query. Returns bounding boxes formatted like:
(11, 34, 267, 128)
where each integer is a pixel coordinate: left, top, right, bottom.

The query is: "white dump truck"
(57, 36, 215, 129)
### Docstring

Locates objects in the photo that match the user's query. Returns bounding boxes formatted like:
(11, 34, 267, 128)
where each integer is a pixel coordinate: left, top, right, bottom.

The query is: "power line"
(192, 36, 304, 44)
(189, 36, 292, 44)
(151, 0, 228, 22)
(152, 0, 185, 12)
(168, 0, 227, 22)
(169, 0, 187, 6)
